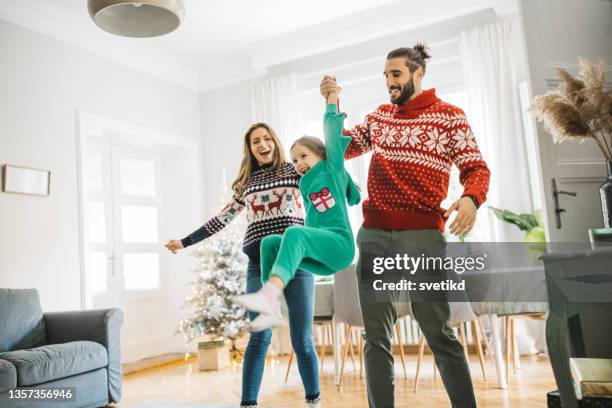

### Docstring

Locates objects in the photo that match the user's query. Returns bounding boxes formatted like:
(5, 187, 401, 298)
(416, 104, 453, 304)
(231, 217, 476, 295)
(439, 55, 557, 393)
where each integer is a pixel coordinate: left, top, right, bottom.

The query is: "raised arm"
(323, 91, 349, 170)
(319, 75, 372, 160)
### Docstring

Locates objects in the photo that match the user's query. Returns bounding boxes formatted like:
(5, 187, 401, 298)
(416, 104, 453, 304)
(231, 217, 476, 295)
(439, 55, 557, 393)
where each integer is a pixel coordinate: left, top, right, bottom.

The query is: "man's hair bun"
(413, 42, 431, 61)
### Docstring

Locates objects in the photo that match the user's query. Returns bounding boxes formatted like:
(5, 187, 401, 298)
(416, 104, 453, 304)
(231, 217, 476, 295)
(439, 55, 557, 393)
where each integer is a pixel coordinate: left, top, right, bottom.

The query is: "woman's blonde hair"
(231, 123, 287, 197)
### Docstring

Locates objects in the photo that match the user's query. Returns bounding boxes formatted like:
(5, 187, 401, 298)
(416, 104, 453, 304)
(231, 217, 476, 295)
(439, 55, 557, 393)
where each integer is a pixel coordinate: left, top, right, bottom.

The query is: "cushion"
(0, 359, 16, 394)
(0, 289, 46, 352)
(571, 358, 612, 399)
(0, 341, 108, 386)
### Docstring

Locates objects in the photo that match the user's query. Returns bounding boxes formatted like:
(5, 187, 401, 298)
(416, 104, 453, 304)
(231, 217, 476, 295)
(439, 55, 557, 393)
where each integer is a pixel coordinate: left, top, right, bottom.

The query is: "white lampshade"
(88, 0, 185, 38)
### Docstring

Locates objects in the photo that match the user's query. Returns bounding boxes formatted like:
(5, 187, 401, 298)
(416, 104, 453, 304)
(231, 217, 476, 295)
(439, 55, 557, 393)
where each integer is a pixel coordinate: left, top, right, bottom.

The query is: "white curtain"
(251, 74, 304, 155)
(459, 22, 534, 242)
(460, 23, 547, 355)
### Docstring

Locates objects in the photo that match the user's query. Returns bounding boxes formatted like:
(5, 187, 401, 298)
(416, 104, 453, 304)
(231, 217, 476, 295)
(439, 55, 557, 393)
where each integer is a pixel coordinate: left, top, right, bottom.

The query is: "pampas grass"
(530, 58, 612, 160)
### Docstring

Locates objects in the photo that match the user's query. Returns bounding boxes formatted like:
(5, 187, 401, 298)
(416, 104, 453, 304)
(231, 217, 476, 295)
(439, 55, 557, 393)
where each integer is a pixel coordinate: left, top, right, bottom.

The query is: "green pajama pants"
(356, 227, 477, 408)
(260, 225, 354, 286)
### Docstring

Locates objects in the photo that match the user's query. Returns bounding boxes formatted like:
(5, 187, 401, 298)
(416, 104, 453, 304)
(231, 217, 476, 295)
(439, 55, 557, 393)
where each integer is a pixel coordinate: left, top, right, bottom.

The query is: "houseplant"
(489, 207, 546, 241)
(530, 58, 612, 227)
(489, 207, 546, 258)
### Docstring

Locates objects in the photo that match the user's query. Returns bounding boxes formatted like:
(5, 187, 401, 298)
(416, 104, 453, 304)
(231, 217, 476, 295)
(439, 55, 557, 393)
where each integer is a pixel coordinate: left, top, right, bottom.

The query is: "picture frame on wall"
(1, 164, 51, 196)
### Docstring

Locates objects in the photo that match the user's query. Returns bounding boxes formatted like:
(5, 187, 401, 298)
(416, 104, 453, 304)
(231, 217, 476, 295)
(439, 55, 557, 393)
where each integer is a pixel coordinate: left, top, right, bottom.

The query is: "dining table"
(313, 253, 550, 389)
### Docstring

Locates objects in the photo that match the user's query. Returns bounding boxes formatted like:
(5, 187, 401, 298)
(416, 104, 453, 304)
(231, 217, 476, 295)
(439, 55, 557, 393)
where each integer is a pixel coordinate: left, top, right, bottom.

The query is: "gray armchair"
(0, 288, 123, 408)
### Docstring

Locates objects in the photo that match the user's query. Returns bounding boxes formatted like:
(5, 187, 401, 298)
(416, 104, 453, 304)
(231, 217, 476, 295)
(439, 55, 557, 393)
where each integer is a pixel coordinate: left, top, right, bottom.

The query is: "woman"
(165, 123, 321, 408)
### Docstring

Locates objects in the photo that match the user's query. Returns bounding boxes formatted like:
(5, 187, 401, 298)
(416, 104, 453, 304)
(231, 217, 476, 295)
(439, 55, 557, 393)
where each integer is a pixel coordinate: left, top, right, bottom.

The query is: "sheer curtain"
(251, 74, 304, 153)
(460, 22, 546, 355)
(459, 22, 533, 242)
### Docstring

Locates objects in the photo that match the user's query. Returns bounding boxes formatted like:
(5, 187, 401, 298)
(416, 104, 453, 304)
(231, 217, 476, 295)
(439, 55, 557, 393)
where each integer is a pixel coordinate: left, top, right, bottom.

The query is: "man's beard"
(390, 78, 415, 105)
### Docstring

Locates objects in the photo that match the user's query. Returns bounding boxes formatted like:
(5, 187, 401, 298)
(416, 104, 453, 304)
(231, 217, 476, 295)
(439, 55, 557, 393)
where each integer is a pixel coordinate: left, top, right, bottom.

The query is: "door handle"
(551, 178, 577, 229)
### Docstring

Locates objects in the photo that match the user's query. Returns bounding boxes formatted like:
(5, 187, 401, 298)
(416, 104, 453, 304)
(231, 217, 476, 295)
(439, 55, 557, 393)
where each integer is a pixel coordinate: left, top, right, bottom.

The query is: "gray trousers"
(356, 227, 477, 408)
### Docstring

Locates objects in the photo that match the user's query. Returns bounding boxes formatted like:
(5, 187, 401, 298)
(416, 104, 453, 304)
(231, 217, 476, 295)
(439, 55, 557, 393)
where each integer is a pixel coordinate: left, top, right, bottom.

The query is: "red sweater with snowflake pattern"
(344, 88, 490, 232)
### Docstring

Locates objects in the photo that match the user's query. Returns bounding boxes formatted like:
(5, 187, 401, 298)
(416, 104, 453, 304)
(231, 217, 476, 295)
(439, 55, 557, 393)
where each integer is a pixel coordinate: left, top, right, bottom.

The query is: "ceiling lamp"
(87, 0, 185, 38)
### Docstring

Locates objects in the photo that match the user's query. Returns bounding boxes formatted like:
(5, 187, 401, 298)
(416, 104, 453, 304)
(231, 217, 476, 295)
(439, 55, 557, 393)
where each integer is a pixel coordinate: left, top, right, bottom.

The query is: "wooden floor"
(117, 352, 556, 407)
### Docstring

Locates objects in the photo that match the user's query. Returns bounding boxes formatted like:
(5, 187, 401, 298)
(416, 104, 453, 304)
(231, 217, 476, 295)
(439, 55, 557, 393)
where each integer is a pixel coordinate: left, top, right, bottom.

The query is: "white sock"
(248, 313, 285, 332)
(259, 282, 282, 306)
(233, 282, 282, 316)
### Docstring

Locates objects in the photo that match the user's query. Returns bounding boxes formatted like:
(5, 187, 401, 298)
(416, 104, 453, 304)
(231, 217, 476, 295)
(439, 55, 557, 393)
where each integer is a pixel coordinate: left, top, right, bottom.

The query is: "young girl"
(234, 90, 361, 331)
(165, 123, 321, 408)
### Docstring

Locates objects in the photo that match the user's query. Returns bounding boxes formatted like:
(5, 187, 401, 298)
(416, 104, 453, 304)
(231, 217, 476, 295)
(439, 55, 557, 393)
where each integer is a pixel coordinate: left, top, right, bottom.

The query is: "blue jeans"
(241, 257, 320, 406)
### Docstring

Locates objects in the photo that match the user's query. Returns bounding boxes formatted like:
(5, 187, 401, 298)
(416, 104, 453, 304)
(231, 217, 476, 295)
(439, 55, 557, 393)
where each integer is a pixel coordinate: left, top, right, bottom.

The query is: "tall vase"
(600, 160, 612, 228)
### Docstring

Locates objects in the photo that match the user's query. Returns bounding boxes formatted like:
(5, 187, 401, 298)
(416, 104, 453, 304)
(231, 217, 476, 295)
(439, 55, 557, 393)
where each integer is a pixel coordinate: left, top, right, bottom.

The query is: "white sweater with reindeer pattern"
(181, 162, 304, 259)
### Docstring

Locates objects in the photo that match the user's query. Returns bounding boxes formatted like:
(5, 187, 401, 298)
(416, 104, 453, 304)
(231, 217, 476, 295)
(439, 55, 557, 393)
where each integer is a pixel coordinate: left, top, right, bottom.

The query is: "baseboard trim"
(122, 353, 196, 375)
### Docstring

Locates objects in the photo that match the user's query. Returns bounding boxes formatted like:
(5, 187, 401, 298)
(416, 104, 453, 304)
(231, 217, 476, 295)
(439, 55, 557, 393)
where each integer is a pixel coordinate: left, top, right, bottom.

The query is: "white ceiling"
(0, 0, 516, 92)
(49, 0, 401, 63)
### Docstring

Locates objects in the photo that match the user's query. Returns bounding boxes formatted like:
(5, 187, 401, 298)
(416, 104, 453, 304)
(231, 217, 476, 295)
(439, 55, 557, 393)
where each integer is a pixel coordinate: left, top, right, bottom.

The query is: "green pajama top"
(301, 104, 361, 235)
(259, 104, 361, 284)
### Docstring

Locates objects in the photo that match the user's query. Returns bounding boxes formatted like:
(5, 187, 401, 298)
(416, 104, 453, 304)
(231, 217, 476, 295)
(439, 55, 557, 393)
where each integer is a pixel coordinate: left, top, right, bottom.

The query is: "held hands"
(444, 196, 477, 236)
(164, 239, 184, 254)
(320, 75, 341, 103)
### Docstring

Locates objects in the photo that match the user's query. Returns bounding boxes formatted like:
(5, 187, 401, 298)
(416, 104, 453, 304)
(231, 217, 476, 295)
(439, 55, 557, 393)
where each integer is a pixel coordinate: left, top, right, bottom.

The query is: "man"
(320, 43, 490, 408)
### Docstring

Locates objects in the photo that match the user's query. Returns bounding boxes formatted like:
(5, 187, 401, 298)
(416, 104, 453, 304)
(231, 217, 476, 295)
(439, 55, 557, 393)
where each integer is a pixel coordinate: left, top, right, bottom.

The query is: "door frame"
(75, 111, 200, 310)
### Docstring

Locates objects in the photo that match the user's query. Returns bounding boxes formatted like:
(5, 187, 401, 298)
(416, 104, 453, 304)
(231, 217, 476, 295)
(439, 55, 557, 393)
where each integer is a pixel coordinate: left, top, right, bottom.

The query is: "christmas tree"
(177, 176, 249, 343)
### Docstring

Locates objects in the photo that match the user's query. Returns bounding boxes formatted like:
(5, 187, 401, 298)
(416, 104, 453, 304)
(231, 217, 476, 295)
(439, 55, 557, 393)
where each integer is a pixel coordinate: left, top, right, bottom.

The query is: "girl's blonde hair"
(292, 135, 363, 199)
(232, 123, 287, 197)
(290, 136, 326, 159)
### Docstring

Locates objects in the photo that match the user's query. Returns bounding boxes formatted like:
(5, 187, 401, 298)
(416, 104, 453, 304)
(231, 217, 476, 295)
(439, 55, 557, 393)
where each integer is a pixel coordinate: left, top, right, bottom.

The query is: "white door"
(83, 141, 167, 362)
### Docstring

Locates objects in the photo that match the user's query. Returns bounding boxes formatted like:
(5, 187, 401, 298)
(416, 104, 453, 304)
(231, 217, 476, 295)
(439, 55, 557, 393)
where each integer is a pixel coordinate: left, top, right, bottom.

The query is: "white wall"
(198, 79, 257, 212)
(197, 9, 504, 196)
(0, 20, 202, 319)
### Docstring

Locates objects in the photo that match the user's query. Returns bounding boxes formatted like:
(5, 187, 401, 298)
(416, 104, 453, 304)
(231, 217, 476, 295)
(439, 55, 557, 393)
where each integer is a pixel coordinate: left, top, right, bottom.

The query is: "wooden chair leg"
(472, 320, 488, 382)
(284, 350, 294, 382)
(320, 323, 327, 374)
(477, 318, 492, 358)
(433, 359, 437, 382)
(358, 331, 364, 379)
(330, 320, 336, 371)
(414, 335, 426, 392)
(348, 328, 357, 372)
(395, 322, 408, 378)
(511, 317, 519, 373)
(338, 325, 352, 389)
